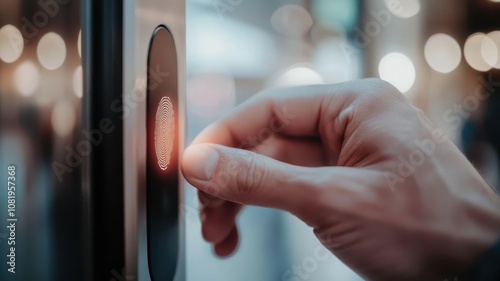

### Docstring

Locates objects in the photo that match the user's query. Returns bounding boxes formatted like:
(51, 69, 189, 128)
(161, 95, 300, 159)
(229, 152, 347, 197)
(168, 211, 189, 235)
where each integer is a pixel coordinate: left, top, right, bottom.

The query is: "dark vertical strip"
(82, 1, 124, 281)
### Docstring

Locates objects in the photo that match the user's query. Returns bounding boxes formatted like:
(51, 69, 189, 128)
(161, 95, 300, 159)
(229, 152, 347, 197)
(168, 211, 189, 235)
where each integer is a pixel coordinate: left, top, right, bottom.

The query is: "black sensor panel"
(146, 25, 180, 281)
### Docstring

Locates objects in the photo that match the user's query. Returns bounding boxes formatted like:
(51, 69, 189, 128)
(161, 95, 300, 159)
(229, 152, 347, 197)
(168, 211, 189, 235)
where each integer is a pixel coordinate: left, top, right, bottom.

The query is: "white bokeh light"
(37, 32, 67, 70)
(272, 65, 324, 88)
(486, 31, 500, 69)
(424, 33, 462, 73)
(73, 65, 83, 98)
(378, 52, 416, 93)
(464, 33, 498, 72)
(51, 100, 76, 137)
(384, 0, 421, 18)
(482, 35, 499, 68)
(14, 61, 40, 97)
(0, 25, 24, 63)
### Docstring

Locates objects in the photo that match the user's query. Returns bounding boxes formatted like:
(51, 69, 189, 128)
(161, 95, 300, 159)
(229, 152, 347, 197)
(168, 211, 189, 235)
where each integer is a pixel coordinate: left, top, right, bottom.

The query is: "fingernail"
(183, 144, 219, 181)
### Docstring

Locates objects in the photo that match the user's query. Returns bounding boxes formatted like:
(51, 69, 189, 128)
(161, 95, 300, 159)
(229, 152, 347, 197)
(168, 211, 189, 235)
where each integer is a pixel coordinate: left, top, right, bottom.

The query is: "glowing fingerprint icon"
(155, 97, 175, 170)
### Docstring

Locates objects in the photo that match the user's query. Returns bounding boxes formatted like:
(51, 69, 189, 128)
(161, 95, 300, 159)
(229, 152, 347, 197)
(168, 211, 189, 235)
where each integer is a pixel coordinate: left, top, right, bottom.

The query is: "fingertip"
(181, 144, 220, 183)
(213, 226, 239, 258)
(201, 204, 240, 243)
(201, 219, 221, 243)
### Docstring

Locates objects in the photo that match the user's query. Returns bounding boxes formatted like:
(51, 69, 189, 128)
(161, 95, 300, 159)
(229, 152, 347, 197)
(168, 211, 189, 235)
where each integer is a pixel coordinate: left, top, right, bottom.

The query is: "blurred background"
(1, 0, 500, 280)
(184, 1, 500, 280)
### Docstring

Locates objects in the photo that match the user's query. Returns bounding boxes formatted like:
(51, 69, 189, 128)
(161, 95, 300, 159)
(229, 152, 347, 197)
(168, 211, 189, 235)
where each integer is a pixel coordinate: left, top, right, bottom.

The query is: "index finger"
(191, 83, 344, 148)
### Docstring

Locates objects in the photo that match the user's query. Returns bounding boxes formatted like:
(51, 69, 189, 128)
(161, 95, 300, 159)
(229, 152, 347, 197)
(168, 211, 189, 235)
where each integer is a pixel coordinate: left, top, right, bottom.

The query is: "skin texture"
(181, 79, 500, 281)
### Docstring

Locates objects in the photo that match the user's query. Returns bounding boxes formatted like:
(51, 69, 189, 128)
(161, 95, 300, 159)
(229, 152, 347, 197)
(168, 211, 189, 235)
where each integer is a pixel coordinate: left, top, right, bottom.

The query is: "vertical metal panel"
(82, 1, 125, 280)
(123, 0, 185, 280)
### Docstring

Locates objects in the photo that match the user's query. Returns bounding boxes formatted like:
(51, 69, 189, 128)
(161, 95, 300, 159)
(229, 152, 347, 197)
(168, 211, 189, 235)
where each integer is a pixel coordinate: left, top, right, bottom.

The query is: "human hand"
(181, 78, 500, 280)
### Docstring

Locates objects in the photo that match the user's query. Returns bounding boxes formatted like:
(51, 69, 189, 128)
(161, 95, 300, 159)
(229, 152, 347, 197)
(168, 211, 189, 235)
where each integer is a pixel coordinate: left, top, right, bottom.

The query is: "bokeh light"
(51, 100, 76, 137)
(424, 33, 461, 73)
(37, 32, 67, 70)
(0, 24, 24, 63)
(272, 65, 324, 88)
(486, 31, 500, 69)
(464, 33, 498, 72)
(378, 52, 416, 93)
(271, 4, 313, 37)
(481, 35, 499, 68)
(73, 65, 83, 98)
(384, 0, 421, 18)
(14, 61, 40, 97)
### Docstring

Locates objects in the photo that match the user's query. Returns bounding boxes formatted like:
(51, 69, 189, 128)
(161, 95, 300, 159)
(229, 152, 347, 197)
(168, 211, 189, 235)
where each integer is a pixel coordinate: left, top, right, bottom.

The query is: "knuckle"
(365, 78, 399, 93)
(359, 78, 403, 101)
(354, 80, 407, 114)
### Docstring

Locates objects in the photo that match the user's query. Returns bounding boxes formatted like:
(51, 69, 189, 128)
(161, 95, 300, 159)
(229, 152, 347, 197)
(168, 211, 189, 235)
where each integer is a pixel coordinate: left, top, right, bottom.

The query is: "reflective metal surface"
(123, 1, 186, 280)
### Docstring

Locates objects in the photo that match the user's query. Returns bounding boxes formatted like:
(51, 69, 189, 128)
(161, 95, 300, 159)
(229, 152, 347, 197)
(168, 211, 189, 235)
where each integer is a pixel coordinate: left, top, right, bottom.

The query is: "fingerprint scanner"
(146, 25, 179, 281)
(155, 96, 175, 171)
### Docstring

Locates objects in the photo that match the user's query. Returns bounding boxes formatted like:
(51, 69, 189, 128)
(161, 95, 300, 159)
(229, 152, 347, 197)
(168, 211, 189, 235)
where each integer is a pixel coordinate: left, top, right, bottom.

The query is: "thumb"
(182, 144, 329, 214)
